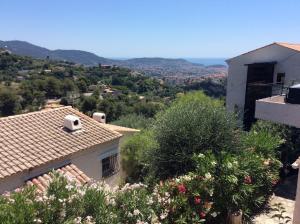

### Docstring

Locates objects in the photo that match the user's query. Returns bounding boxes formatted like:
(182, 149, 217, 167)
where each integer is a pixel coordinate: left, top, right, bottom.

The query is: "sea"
(110, 57, 227, 66)
(184, 58, 227, 66)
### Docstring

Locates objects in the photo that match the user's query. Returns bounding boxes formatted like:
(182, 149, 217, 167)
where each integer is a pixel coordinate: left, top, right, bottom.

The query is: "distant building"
(226, 42, 300, 129)
(0, 48, 12, 54)
(100, 64, 112, 69)
(43, 69, 52, 73)
(82, 92, 93, 97)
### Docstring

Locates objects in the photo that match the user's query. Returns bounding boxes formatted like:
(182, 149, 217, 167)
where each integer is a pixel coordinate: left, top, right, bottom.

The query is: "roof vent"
(63, 115, 82, 131)
(93, 112, 106, 123)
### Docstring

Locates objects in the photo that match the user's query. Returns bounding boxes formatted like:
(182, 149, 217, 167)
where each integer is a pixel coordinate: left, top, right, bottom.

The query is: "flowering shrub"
(0, 128, 282, 223)
(193, 148, 281, 222)
(152, 174, 215, 223)
(0, 171, 217, 224)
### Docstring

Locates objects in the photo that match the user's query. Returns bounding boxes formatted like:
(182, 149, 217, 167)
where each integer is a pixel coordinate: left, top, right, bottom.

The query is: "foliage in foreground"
(148, 91, 239, 179)
(121, 92, 283, 221)
(0, 171, 214, 224)
(0, 138, 281, 224)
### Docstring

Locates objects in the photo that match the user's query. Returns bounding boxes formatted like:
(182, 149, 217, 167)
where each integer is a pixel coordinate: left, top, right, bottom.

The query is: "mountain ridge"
(0, 40, 227, 77)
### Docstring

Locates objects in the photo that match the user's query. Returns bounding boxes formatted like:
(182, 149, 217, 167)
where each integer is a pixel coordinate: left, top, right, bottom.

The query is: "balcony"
(255, 95, 300, 128)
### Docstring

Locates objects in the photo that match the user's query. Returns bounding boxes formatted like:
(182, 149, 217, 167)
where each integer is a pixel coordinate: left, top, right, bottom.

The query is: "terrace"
(255, 84, 300, 128)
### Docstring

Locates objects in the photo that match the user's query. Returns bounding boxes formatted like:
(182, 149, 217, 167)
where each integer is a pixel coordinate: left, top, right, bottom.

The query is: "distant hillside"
(0, 40, 115, 65)
(0, 40, 227, 77)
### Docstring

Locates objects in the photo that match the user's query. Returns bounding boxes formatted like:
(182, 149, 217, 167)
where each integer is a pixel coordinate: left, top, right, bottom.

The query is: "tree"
(62, 79, 76, 95)
(0, 89, 21, 116)
(112, 114, 153, 130)
(121, 130, 158, 183)
(80, 96, 97, 114)
(44, 77, 62, 98)
(134, 102, 164, 118)
(76, 78, 88, 93)
(148, 91, 239, 179)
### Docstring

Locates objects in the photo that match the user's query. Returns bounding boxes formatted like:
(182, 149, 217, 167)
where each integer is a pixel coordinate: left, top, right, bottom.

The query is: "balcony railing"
(254, 81, 300, 128)
(248, 80, 300, 100)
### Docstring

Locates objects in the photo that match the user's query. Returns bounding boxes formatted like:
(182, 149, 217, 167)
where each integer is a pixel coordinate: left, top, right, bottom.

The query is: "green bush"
(121, 130, 158, 183)
(252, 120, 300, 168)
(0, 172, 214, 224)
(193, 147, 281, 222)
(111, 114, 153, 130)
(149, 92, 239, 179)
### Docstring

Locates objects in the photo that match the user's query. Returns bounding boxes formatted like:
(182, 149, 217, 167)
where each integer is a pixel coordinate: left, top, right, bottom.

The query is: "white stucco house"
(0, 106, 138, 193)
(226, 42, 300, 129)
(226, 42, 300, 224)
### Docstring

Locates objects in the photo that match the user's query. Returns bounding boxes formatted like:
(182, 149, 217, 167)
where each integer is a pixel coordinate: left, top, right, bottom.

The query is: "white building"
(227, 42, 300, 224)
(0, 107, 138, 193)
(226, 42, 300, 129)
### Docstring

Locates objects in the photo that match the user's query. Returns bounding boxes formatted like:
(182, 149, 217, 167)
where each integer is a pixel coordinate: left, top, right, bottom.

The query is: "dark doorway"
(243, 62, 276, 130)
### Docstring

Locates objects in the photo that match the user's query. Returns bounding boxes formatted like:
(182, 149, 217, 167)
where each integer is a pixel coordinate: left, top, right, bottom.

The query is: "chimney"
(93, 112, 106, 123)
(63, 115, 82, 131)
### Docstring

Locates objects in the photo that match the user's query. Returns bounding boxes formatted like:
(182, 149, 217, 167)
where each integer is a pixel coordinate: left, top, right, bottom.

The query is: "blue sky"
(1, 0, 300, 58)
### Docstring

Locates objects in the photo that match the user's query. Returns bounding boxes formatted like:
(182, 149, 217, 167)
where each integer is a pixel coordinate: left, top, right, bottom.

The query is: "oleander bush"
(0, 140, 281, 224)
(0, 171, 215, 224)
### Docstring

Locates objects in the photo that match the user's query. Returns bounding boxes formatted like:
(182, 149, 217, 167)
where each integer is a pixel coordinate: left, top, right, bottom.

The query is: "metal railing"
(248, 81, 300, 97)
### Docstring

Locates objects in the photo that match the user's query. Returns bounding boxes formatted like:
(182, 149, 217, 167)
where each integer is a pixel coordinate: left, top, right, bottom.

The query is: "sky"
(1, 0, 300, 58)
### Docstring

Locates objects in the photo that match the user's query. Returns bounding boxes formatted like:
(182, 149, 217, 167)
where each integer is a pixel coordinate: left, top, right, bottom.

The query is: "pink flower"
(194, 196, 201, 205)
(272, 179, 278, 186)
(177, 184, 186, 194)
(244, 175, 252, 184)
(199, 211, 206, 218)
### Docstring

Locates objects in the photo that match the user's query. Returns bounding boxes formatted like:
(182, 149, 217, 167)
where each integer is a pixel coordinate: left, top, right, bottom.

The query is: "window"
(277, 73, 285, 84)
(101, 153, 119, 178)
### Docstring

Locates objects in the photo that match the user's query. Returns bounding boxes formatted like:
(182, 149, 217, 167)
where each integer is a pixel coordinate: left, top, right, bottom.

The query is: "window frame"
(276, 73, 285, 84)
(99, 148, 119, 178)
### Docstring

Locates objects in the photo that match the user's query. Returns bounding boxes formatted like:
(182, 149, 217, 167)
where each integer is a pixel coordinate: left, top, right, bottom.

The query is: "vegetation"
(121, 92, 282, 222)
(148, 92, 238, 179)
(0, 52, 179, 119)
(0, 130, 281, 224)
(0, 53, 284, 223)
(183, 78, 226, 99)
(121, 130, 158, 183)
(252, 120, 300, 173)
(111, 114, 153, 130)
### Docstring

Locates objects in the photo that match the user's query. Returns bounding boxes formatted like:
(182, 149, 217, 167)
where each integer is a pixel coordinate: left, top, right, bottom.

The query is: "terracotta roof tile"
(227, 42, 300, 62)
(276, 42, 300, 52)
(25, 164, 91, 192)
(0, 107, 122, 180)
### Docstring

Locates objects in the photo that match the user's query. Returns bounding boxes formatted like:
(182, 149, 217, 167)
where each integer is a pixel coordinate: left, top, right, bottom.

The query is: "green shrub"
(149, 91, 239, 179)
(0, 172, 213, 224)
(252, 120, 300, 167)
(191, 125, 283, 222)
(111, 114, 153, 130)
(121, 130, 158, 183)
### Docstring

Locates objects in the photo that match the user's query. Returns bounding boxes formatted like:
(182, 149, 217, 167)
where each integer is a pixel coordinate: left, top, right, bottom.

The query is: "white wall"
(226, 44, 300, 120)
(0, 138, 122, 194)
(71, 138, 121, 186)
(256, 98, 300, 128)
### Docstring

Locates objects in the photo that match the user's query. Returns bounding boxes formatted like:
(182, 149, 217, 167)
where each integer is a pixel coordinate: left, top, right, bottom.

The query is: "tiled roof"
(276, 42, 300, 52)
(100, 123, 140, 133)
(0, 106, 122, 180)
(227, 42, 300, 62)
(26, 164, 90, 192)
